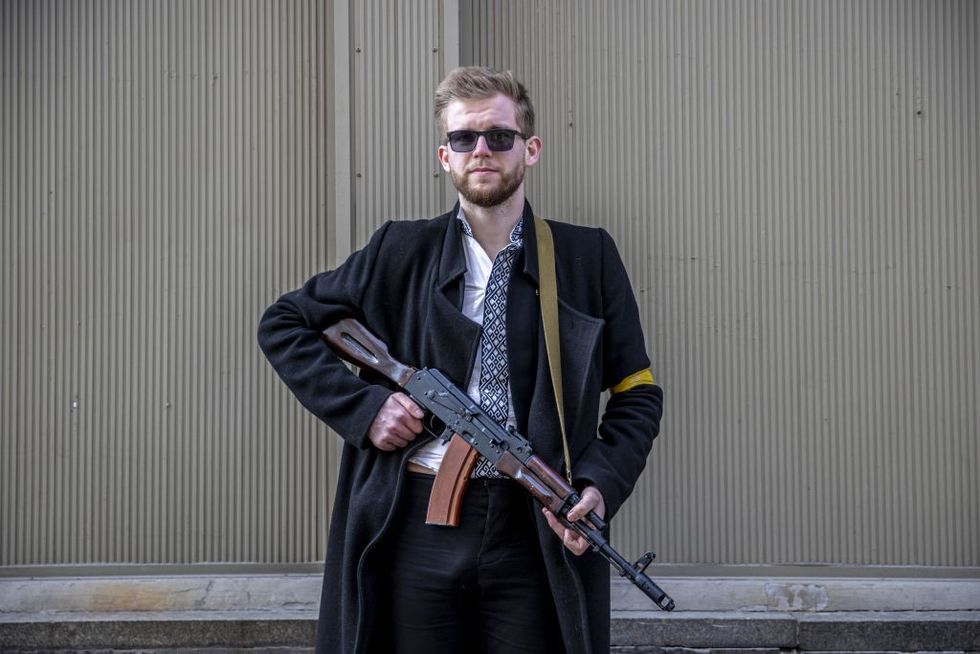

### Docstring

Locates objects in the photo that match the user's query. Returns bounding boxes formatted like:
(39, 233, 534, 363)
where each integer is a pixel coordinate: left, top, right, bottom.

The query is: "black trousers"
(377, 472, 565, 654)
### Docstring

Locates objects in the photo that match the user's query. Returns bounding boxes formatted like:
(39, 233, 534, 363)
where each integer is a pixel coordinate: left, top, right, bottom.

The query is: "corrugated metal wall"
(463, 0, 979, 566)
(1, 0, 334, 565)
(3, 0, 977, 571)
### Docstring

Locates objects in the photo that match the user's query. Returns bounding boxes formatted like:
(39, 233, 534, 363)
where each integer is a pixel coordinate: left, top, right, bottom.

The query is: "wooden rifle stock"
(322, 318, 476, 526)
(322, 318, 416, 387)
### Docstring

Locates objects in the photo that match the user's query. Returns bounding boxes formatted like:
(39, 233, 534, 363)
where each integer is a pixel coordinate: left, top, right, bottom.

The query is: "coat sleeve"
(572, 228, 664, 520)
(256, 221, 396, 449)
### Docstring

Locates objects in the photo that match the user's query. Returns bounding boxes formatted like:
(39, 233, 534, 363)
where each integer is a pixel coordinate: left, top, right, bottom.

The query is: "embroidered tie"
(468, 218, 523, 478)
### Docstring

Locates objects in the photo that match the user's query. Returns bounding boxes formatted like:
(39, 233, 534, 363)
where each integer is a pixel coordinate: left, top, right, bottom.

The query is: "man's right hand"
(367, 392, 424, 451)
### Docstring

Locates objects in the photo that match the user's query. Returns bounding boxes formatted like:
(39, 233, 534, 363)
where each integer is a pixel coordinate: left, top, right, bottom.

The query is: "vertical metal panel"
(327, 0, 458, 527)
(1, 0, 333, 565)
(348, 0, 456, 247)
(464, 1, 980, 566)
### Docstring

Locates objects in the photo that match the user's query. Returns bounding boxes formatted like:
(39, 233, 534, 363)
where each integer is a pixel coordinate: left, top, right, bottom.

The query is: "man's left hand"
(542, 486, 606, 556)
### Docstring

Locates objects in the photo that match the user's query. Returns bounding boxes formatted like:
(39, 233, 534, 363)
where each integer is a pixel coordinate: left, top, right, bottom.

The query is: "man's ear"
(437, 144, 451, 171)
(524, 135, 543, 166)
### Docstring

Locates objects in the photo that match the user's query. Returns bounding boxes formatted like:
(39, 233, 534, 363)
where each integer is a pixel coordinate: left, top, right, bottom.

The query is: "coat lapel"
(508, 203, 540, 436)
(421, 206, 482, 387)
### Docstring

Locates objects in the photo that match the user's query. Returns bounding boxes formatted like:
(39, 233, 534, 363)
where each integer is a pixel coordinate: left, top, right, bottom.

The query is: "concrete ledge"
(797, 611, 980, 651)
(612, 577, 980, 612)
(0, 611, 316, 650)
(610, 610, 980, 651)
(3, 610, 978, 652)
(611, 611, 798, 648)
(0, 576, 321, 614)
(2, 573, 979, 651)
(5, 574, 978, 614)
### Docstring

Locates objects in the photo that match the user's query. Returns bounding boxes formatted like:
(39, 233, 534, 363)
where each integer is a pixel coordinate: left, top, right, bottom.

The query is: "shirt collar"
(456, 210, 525, 246)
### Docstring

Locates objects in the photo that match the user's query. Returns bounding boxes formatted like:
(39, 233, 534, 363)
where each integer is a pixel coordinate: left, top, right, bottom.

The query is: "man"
(258, 67, 663, 654)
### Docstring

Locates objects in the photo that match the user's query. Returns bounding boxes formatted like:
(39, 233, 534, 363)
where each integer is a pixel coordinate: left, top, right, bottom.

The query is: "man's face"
(437, 93, 541, 208)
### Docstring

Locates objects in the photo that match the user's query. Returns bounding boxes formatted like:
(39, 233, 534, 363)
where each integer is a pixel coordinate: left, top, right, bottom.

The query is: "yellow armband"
(610, 368, 656, 394)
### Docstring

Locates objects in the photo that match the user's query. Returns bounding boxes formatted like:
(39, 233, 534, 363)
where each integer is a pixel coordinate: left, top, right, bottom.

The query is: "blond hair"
(434, 66, 536, 137)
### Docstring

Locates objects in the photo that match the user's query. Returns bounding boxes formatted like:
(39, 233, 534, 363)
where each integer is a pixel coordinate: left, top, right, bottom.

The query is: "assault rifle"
(322, 318, 675, 612)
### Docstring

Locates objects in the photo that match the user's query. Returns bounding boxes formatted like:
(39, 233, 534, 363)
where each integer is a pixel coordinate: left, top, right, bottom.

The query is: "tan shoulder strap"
(534, 216, 574, 484)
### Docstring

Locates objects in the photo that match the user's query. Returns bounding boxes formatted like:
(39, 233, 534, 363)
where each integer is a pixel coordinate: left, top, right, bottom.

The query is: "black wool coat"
(257, 201, 663, 654)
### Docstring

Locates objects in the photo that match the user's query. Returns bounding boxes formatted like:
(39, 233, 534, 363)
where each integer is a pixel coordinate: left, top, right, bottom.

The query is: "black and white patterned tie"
(466, 218, 523, 478)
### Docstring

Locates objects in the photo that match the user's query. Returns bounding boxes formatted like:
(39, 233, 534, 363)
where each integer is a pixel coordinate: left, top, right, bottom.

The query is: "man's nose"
(471, 134, 493, 155)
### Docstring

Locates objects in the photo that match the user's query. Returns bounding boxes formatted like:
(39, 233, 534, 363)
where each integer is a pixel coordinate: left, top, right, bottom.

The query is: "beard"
(450, 162, 525, 208)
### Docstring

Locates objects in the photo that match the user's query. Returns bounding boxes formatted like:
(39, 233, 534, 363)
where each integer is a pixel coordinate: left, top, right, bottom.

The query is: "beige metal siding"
(3, 0, 977, 573)
(463, 0, 980, 566)
(348, 0, 457, 246)
(1, 0, 334, 565)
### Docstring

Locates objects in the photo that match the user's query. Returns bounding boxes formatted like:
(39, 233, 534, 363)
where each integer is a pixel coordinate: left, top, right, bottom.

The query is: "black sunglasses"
(445, 128, 527, 152)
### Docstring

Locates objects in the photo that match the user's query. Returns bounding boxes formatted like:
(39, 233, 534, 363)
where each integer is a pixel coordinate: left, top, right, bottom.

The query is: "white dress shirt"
(408, 212, 519, 472)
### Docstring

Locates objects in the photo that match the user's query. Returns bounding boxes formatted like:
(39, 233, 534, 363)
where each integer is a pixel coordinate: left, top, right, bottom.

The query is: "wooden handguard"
(425, 433, 479, 526)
